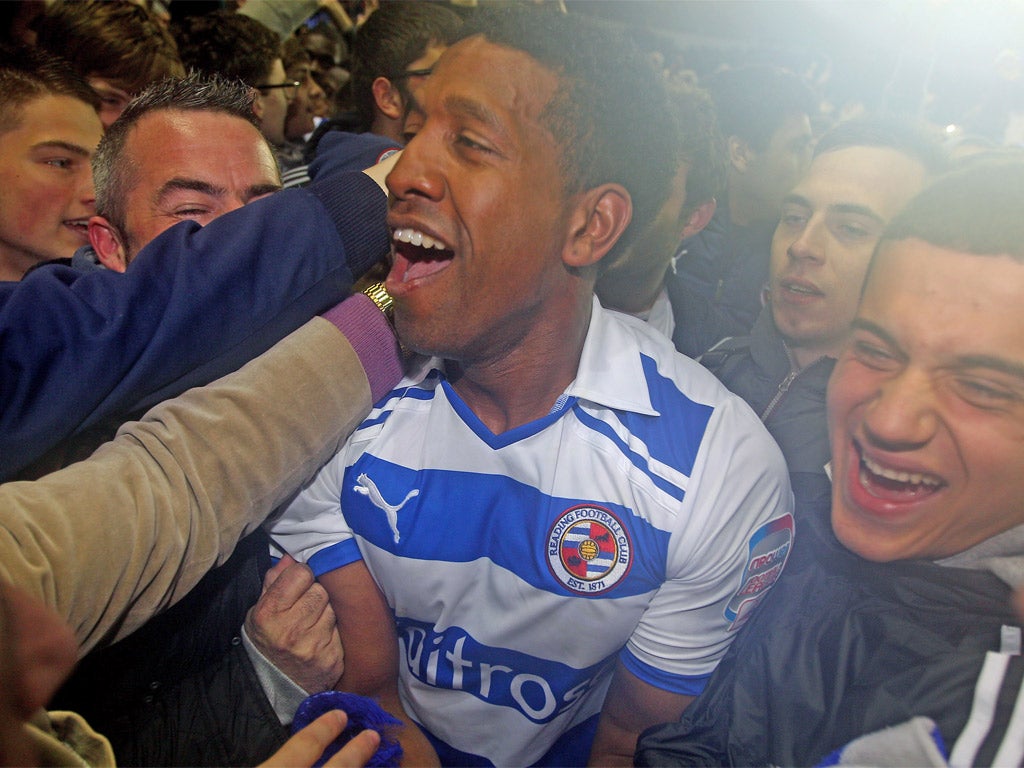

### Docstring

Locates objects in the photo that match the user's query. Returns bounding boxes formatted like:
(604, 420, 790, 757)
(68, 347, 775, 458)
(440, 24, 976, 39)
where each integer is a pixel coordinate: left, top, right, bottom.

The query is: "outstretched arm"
(0, 296, 402, 654)
(0, 169, 390, 481)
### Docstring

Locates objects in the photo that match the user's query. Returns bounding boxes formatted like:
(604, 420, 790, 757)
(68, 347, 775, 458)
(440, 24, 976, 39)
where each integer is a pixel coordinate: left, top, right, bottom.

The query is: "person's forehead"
(6, 94, 100, 139)
(435, 34, 551, 73)
(426, 37, 558, 121)
(128, 109, 276, 175)
(791, 145, 926, 213)
(303, 34, 337, 59)
(87, 76, 133, 95)
(408, 40, 448, 71)
(133, 108, 256, 139)
(865, 239, 1024, 350)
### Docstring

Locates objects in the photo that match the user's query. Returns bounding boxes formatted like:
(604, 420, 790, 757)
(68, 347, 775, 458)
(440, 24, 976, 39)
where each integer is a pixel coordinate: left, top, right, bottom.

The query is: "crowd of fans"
(1, 1, 1023, 767)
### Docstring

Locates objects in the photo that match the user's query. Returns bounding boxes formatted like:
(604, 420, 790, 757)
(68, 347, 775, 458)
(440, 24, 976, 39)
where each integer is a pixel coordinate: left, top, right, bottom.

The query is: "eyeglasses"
(389, 67, 433, 81)
(255, 80, 301, 100)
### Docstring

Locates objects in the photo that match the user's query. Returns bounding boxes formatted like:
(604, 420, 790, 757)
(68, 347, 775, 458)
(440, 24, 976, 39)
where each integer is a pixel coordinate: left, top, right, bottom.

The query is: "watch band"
(361, 281, 395, 322)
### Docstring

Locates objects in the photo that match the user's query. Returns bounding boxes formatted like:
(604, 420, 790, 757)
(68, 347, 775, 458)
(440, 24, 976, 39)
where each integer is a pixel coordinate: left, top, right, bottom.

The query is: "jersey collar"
(564, 296, 659, 417)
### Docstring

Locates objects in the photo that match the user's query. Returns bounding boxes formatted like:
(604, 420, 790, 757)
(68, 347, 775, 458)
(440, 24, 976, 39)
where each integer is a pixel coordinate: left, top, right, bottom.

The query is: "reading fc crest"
(547, 505, 632, 594)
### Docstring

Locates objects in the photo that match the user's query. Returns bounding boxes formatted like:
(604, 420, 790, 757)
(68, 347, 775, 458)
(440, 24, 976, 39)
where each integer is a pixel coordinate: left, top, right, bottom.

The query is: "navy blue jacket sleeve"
(0, 171, 389, 480)
(308, 131, 402, 180)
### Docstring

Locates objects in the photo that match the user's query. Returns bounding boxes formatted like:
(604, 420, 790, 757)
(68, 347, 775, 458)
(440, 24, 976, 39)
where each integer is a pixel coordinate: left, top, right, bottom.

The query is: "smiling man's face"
(383, 36, 582, 364)
(90, 108, 280, 269)
(828, 238, 1024, 561)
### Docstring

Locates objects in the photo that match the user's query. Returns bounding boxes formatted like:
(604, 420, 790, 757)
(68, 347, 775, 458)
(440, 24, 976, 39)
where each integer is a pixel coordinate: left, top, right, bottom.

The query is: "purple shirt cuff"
(320, 294, 403, 403)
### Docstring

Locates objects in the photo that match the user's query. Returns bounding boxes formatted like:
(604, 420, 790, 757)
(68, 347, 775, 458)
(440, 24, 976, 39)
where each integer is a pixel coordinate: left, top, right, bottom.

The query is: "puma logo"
(353, 473, 419, 543)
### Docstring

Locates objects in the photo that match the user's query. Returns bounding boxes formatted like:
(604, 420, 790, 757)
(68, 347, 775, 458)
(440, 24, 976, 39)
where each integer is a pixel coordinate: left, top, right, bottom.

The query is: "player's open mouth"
(855, 440, 944, 501)
(390, 227, 455, 284)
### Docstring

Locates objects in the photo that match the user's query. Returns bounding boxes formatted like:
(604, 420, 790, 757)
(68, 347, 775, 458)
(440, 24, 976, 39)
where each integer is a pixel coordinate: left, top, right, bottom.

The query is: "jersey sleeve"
(267, 447, 363, 576)
(622, 394, 795, 694)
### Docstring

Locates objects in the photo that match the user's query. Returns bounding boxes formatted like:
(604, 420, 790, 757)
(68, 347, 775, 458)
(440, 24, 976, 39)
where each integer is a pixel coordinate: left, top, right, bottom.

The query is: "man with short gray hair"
(84, 71, 282, 271)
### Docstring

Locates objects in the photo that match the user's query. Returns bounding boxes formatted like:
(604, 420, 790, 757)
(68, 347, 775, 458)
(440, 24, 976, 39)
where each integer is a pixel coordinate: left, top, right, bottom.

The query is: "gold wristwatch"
(361, 281, 395, 322)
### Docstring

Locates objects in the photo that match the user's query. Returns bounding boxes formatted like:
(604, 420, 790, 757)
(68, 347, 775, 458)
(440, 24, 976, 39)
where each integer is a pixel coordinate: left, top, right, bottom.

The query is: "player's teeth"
(862, 454, 940, 486)
(393, 229, 445, 250)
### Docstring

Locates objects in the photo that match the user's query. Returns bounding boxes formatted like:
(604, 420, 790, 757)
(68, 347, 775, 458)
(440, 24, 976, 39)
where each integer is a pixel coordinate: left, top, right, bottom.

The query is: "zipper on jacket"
(760, 369, 799, 422)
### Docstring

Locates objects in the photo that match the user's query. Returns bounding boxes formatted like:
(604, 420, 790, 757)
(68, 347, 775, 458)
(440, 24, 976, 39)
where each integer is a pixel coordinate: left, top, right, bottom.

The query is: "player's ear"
(88, 216, 128, 273)
(728, 135, 754, 173)
(252, 90, 266, 120)
(681, 198, 717, 240)
(563, 184, 632, 269)
(372, 77, 404, 121)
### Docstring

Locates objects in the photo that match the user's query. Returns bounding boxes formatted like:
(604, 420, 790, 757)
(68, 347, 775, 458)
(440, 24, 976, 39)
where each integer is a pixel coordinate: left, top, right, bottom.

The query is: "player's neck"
(448, 301, 592, 435)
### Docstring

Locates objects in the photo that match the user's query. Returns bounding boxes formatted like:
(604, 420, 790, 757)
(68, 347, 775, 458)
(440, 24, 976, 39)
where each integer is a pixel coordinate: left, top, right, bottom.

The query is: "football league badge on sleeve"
(724, 514, 794, 630)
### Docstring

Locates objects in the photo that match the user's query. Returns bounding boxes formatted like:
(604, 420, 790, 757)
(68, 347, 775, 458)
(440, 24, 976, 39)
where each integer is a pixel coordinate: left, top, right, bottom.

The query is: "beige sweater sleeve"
(0, 316, 372, 655)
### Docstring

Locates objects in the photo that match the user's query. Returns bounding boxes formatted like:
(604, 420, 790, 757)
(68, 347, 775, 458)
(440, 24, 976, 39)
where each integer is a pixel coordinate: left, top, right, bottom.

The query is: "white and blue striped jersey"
(270, 298, 794, 766)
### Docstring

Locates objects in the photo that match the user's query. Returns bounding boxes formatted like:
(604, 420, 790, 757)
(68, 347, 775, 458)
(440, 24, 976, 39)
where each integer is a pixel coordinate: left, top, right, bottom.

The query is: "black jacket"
(667, 205, 775, 358)
(700, 308, 834, 482)
(635, 480, 1023, 767)
(51, 531, 288, 766)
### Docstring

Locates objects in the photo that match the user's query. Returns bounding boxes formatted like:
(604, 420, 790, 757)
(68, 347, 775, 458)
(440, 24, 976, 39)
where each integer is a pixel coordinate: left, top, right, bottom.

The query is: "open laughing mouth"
(854, 440, 945, 502)
(389, 227, 455, 285)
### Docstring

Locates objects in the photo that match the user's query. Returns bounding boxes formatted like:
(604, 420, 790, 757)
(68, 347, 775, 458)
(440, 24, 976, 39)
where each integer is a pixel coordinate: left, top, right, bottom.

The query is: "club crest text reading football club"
(547, 505, 632, 594)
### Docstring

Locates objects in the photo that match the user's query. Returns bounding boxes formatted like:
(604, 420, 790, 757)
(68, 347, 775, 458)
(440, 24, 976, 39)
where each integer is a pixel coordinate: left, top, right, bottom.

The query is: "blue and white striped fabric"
(271, 298, 794, 766)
